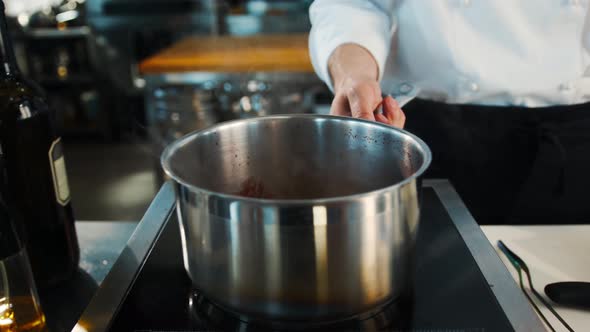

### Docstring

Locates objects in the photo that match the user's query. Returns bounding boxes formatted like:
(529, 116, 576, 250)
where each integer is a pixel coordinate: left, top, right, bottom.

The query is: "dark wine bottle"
(0, 151, 21, 261)
(0, 1, 79, 287)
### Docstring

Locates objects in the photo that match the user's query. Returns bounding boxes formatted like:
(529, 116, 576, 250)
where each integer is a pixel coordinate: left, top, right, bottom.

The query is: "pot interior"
(162, 115, 430, 199)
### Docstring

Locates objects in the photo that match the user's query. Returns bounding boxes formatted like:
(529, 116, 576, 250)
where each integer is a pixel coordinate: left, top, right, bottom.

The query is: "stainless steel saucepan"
(161, 114, 431, 324)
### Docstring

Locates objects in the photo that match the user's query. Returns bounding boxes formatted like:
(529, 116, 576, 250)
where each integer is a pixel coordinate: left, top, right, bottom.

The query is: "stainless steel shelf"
(23, 26, 91, 39)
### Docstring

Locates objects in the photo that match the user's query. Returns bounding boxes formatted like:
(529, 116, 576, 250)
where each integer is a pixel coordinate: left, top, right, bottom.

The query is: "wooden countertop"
(139, 34, 314, 74)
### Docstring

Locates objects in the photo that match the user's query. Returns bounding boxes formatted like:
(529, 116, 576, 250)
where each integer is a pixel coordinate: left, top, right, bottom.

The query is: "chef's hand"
(328, 43, 405, 128)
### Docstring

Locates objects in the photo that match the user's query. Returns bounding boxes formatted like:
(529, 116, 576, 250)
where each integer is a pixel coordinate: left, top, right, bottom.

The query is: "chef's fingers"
(382, 96, 395, 124)
(347, 81, 381, 121)
(330, 93, 351, 117)
(383, 96, 406, 128)
(375, 112, 389, 124)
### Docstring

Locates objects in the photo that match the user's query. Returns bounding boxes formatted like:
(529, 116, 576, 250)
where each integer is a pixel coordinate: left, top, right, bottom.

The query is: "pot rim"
(161, 114, 432, 205)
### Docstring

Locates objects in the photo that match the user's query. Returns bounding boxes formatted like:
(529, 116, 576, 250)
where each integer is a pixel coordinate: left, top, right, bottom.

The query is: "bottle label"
(48, 138, 71, 206)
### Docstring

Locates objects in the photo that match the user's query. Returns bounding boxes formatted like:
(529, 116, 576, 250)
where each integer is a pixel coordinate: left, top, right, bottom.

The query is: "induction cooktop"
(77, 180, 545, 331)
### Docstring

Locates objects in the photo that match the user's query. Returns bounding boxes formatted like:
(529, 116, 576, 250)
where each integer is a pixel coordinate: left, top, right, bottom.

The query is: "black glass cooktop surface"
(78, 181, 544, 331)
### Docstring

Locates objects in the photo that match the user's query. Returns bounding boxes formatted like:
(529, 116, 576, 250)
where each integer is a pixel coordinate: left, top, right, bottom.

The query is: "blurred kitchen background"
(4, 0, 330, 220)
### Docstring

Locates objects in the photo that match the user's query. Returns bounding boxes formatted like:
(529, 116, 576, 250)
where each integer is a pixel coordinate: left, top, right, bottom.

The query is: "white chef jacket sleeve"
(309, 0, 396, 91)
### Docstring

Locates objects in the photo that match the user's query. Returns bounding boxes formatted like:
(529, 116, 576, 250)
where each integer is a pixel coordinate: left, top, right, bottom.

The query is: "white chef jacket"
(309, 0, 590, 107)
(4, 0, 62, 17)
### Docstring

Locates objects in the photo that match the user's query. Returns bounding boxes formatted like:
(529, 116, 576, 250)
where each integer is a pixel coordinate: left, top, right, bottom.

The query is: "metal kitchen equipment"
(76, 180, 546, 331)
(225, 0, 312, 36)
(87, 0, 221, 95)
(161, 114, 430, 321)
(147, 77, 317, 139)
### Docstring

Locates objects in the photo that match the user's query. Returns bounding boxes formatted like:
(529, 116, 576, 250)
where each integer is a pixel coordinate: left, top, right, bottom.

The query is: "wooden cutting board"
(139, 34, 314, 74)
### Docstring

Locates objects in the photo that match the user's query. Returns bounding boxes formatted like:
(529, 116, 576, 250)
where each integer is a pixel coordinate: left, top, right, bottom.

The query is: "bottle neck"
(0, 2, 19, 77)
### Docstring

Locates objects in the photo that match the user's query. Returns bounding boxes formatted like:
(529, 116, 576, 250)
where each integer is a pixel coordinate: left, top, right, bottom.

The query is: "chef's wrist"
(328, 43, 379, 94)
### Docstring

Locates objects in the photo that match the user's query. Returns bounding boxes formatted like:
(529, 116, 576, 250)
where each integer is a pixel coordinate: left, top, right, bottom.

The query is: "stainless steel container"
(161, 115, 431, 323)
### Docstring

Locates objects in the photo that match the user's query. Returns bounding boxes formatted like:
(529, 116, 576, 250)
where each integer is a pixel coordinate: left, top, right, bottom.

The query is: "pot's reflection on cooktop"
(107, 187, 520, 331)
(188, 290, 411, 331)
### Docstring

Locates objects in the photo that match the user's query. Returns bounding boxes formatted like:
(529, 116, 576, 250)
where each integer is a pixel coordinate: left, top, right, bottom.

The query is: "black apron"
(404, 99, 590, 225)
